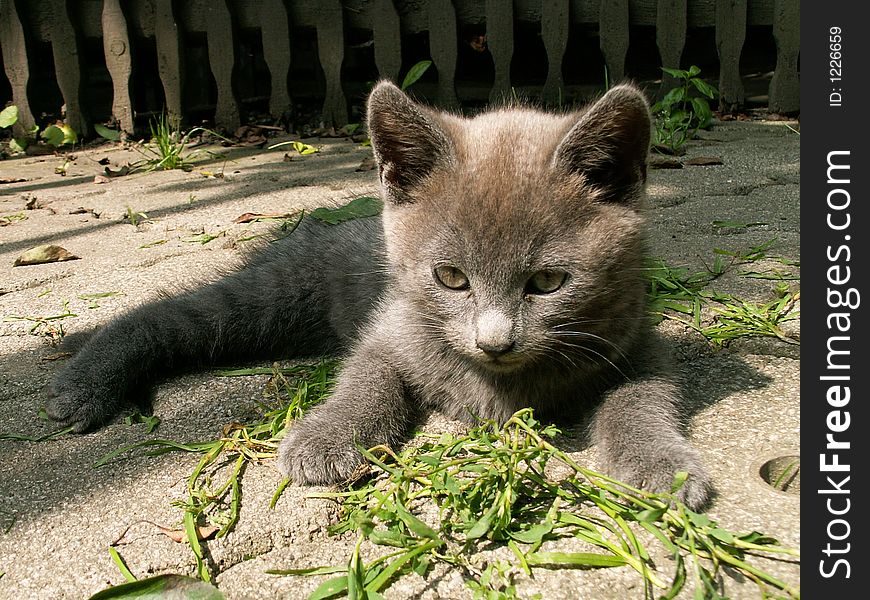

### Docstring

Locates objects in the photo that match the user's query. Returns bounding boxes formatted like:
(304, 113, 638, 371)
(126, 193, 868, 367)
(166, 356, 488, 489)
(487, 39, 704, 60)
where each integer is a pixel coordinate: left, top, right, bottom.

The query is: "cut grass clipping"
(95, 363, 798, 599)
(273, 410, 799, 600)
(648, 259, 799, 346)
(2, 300, 77, 339)
(647, 238, 800, 346)
(95, 362, 338, 582)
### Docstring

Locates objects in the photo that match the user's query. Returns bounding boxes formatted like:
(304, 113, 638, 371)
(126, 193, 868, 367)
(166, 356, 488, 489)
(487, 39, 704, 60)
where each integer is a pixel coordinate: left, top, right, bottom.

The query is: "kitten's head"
(367, 82, 651, 375)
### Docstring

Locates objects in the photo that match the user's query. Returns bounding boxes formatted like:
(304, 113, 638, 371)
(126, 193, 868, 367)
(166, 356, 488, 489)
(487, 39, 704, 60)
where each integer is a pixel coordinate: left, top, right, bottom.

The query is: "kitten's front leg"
(278, 343, 416, 484)
(592, 374, 712, 511)
(47, 259, 337, 432)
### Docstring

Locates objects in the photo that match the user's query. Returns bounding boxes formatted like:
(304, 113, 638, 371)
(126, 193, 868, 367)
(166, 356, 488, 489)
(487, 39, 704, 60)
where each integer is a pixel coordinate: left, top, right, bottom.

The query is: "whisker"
(566, 343, 629, 380)
(550, 330, 631, 365)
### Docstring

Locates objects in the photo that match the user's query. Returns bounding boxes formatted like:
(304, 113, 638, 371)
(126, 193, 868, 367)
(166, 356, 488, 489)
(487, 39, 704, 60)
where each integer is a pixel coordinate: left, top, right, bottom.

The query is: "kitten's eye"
(434, 265, 470, 290)
(526, 270, 568, 294)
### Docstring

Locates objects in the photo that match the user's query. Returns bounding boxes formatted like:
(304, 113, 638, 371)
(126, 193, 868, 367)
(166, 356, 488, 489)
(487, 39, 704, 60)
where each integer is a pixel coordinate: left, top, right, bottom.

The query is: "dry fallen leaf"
(468, 34, 488, 52)
(764, 113, 797, 122)
(343, 462, 373, 487)
(13, 245, 80, 267)
(104, 164, 130, 178)
(717, 112, 752, 122)
(234, 125, 268, 146)
(684, 156, 724, 166)
(651, 143, 686, 156)
(24, 144, 55, 157)
(356, 156, 376, 172)
(111, 520, 220, 546)
(159, 524, 219, 544)
(0, 177, 28, 184)
(233, 212, 294, 224)
(311, 126, 340, 138)
(69, 207, 100, 218)
(649, 156, 683, 169)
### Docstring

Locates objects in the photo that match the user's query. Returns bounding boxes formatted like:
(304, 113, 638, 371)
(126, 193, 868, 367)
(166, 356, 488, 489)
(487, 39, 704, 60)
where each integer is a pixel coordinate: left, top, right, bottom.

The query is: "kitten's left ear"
(367, 80, 454, 204)
(553, 84, 651, 201)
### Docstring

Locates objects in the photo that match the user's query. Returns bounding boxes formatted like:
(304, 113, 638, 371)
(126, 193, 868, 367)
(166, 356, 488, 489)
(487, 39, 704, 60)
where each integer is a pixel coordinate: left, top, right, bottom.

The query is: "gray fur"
(47, 82, 712, 510)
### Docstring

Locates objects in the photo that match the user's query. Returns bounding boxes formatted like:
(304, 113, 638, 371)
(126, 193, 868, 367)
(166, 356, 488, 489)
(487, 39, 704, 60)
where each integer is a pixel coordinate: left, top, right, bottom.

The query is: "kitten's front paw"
(603, 444, 713, 511)
(45, 367, 121, 432)
(277, 419, 364, 485)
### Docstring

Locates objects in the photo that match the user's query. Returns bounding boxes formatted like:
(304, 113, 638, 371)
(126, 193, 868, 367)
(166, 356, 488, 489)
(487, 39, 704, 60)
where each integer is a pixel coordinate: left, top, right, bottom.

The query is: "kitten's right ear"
(367, 81, 454, 204)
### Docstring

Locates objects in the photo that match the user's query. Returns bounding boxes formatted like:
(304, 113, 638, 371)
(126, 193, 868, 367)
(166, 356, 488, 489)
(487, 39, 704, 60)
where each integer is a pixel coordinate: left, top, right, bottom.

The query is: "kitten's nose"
(477, 339, 515, 357)
(476, 310, 515, 357)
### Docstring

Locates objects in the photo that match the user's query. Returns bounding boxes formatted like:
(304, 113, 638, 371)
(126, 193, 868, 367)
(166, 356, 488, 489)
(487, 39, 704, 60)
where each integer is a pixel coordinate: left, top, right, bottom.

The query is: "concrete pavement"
(0, 116, 800, 599)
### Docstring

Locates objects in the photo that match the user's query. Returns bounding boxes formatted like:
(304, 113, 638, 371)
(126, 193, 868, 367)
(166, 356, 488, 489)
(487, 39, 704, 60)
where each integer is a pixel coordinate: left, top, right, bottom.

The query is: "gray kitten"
(47, 82, 712, 510)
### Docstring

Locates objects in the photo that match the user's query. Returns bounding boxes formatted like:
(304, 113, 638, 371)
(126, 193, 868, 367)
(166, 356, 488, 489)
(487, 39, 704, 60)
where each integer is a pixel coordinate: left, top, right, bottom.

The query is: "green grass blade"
(108, 547, 136, 583)
(394, 502, 440, 541)
(507, 539, 532, 576)
(267, 566, 346, 576)
(308, 575, 348, 600)
(526, 551, 629, 568)
(347, 535, 365, 600)
(0, 425, 75, 442)
(184, 511, 210, 583)
(366, 540, 440, 593)
(270, 477, 291, 509)
(309, 197, 383, 225)
(86, 575, 224, 600)
(94, 439, 218, 467)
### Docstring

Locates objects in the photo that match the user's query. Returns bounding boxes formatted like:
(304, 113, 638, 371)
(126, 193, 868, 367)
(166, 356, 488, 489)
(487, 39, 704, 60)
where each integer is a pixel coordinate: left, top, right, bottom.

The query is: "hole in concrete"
(759, 455, 800, 494)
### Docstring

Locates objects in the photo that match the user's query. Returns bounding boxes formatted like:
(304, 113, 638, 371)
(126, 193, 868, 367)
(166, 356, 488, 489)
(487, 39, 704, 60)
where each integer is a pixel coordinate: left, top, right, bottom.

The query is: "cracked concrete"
(0, 118, 799, 599)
